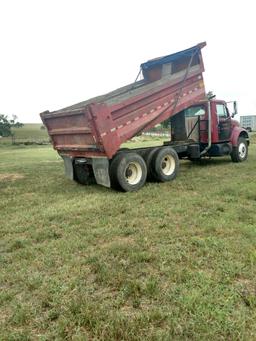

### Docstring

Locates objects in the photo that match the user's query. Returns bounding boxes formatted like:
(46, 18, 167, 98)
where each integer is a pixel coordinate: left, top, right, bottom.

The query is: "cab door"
(216, 103, 232, 141)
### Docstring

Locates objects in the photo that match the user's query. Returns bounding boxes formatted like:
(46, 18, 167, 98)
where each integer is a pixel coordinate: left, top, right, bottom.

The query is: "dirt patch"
(236, 277, 252, 285)
(235, 278, 256, 292)
(235, 278, 256, 307)
(0, 173, 25, 182)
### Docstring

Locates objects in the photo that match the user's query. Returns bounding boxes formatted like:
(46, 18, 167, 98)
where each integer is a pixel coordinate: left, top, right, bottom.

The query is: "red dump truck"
(40, 42, 249, 191)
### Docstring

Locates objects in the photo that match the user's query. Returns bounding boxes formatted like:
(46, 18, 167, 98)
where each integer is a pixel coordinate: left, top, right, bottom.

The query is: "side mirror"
(232, 101, 238, 118)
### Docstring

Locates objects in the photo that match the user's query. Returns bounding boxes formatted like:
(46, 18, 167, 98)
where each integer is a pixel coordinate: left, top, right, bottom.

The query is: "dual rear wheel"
(110, 147, 179, 192)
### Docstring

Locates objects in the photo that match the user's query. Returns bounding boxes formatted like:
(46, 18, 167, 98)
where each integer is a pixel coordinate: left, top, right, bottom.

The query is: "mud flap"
(92, 157, 110, 188)
(61, 155, 74, 180)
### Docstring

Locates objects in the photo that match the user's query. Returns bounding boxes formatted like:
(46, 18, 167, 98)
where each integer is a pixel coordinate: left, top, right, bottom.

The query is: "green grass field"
(1, 138, 256, 339)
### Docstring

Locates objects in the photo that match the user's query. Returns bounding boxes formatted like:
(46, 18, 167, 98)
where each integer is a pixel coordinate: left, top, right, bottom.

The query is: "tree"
(0, 114, 23, 137)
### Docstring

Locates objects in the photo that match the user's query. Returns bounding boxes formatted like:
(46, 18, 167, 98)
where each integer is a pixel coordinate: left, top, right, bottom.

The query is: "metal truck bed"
(40, 42, 206, 159)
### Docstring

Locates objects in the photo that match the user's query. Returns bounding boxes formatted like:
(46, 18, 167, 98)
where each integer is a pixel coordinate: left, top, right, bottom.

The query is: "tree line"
(0, 114, 23, 137)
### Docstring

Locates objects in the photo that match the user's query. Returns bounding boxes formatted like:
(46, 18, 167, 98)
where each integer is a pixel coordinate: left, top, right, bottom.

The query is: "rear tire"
(231, 137, 248, 162)
(151, 147, 179, 182)
(74, 163, 95, 185)
(143, 148, 158, 180)
(110, 152, 147, 192)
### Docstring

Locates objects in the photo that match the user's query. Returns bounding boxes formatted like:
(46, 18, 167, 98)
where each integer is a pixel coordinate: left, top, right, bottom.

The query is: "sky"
(0, 0, 255, 123)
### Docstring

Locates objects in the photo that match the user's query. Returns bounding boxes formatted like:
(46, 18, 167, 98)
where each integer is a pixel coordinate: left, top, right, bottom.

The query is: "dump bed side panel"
(89, 73, 205, 158)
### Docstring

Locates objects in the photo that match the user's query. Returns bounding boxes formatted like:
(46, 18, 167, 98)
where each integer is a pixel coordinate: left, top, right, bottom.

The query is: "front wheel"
(231, 137, 248, 162)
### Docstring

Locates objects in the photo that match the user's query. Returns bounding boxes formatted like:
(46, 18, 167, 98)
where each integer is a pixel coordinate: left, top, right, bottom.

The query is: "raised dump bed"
(41, 42, 206, 158)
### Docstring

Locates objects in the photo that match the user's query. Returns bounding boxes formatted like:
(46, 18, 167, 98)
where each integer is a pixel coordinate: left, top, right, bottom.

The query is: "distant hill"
(12, 123, 48, 139)
(0, 123, 49, 145)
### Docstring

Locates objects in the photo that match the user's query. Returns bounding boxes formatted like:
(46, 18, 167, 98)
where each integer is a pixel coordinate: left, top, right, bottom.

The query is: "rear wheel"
(143, 148, 158, 180)
(110, 152, 147, 192)
(231, 137, 248, 162)
(74, 163, 95, 185)
(151, 147, 179, 182)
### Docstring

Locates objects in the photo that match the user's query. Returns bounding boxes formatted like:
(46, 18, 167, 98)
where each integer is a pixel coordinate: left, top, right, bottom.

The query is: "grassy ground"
(1, 140, 256, 340)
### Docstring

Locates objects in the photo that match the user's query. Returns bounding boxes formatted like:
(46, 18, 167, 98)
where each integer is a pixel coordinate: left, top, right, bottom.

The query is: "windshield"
(184, 106, 205, 117)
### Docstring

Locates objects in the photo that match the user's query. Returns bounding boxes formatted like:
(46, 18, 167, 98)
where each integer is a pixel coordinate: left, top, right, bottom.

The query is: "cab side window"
(216, 104, 228, 118)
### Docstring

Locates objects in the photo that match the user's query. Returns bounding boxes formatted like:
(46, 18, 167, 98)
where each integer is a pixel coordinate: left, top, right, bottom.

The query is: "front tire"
(231, 137, 248, 162)
(110, 152, 147, 192)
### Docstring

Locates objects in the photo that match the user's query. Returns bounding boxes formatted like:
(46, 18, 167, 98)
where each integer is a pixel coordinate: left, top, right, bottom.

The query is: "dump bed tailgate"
(41, 108, 104, 157)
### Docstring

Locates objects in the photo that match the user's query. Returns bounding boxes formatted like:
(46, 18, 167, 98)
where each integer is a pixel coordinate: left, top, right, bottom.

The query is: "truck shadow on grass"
(182, 157, 235, 168)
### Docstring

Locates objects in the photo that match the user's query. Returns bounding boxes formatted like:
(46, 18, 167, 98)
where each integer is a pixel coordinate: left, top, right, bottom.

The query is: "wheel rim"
(238, 142, 247, 159)
(125, 162, 142, 185)
(161, 154, 175, 175)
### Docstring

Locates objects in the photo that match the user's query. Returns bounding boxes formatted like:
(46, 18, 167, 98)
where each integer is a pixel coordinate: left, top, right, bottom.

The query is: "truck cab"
(171, 99, 249, 162)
